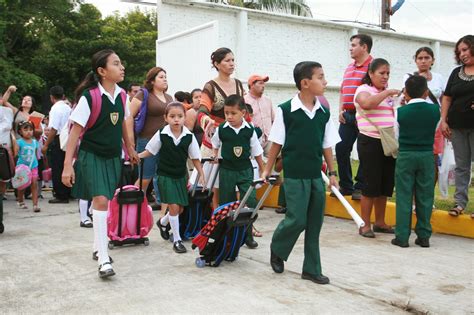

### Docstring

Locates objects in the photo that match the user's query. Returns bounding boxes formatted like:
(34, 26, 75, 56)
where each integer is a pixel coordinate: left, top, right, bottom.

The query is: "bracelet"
(328, 170, 337, 177)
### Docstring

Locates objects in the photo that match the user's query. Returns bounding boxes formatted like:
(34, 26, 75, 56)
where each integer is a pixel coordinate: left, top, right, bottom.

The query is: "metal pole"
(381, 0, 391, 30)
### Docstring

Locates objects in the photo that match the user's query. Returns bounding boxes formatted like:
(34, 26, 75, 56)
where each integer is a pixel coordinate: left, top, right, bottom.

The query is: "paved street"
(0, 191, 473, 314)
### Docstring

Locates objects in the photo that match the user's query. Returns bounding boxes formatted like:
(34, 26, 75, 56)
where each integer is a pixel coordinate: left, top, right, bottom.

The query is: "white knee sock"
(169, 215, 181, 242)
(92, 210, 110, 265)
(160, 213, 169, 226)
(79, 199, 90, 223)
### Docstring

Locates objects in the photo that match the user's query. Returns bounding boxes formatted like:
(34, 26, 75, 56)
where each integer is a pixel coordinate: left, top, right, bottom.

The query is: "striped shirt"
(341, 55, 373, 110)
(355, 84, 396, 139)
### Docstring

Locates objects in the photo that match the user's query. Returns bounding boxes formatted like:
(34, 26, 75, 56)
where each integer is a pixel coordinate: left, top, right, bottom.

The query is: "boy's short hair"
(245, 103, 253, 114)
(49, 85, 64, 99)
(293, 61, 322, 90)
(404, 75, 428, 99)
(127, 83, 140, 91)
(224, 94, 246, 110)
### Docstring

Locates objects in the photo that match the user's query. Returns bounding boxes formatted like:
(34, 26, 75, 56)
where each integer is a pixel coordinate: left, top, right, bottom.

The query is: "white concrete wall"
(157, 0, 457, 120)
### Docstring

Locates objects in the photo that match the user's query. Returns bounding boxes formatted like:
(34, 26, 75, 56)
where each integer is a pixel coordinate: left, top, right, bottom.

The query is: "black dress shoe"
(391, 238, 409, 248)
(92, 251, 114, 263)
(270, 248, 284, 273)
(173, 240, 187, 253)
(98, 262, 115, 278)
(48, 198, 69, 204)
(156, 218, 170, 240)
(275, 207, 287, 214)
(301, 272, 330, 285)
(80, 220, 93, 228)
(373, 225, 395, 234)
(415, 238, 430, 248)
(245, 238, 258, 249)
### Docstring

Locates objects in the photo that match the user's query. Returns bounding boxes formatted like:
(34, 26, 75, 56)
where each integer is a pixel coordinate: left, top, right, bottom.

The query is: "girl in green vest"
(138, 102, 205, 254)
(62, 50, 138, 279)
(211, 94, 265, 248)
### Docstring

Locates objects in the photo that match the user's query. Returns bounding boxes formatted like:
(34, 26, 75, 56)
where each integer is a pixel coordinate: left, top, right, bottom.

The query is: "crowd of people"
(0, 33, 472, 282)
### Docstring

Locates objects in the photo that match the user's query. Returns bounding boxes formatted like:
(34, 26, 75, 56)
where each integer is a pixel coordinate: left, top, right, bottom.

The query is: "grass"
(334, 159, 474, 214)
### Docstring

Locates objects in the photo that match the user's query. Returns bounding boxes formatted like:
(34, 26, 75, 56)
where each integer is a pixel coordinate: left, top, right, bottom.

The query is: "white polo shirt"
(0, 107, 13, 147)
(48, 100, 71, 134)
(269, 94, 341, 149)
(145, 125, 201, 160)
(211, 120, 264, 157)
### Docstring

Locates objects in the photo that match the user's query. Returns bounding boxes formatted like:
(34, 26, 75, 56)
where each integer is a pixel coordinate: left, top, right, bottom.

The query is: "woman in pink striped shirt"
(354, 58, 400, 238)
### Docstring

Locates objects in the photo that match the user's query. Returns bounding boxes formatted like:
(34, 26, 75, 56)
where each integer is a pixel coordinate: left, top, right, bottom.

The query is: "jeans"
(335, 111, 364, 192)
(450, 128, 474, 209)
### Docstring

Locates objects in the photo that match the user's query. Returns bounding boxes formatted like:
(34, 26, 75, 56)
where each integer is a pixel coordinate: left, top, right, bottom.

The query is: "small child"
(261, 61, 340, 285)
(14, 121, 40, 212)
(391, 75, 440, 248)
(211, 94, 264, 248)
(139, 102, 205, 254)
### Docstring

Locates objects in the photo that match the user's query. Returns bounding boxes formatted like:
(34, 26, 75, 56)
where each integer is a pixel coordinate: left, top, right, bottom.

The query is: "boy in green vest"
(211, 94, 265, 248)
(391, 75, 440, 248)
(261, 61, 340, 285)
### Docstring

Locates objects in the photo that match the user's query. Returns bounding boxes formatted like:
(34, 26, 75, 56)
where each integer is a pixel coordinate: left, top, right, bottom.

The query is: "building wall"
(158, 0, 456, 122)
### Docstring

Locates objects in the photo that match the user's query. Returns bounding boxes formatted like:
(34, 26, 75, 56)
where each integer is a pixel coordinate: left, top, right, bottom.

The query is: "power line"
(355, 0, 366, 21)
(405, 1, 454, 38)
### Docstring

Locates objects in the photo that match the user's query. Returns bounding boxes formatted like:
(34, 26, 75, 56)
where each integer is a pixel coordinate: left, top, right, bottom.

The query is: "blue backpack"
(134, 88, 149, 134)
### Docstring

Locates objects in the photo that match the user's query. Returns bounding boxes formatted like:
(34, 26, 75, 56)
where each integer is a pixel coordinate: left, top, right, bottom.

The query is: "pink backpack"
(107, 184, 154, 242)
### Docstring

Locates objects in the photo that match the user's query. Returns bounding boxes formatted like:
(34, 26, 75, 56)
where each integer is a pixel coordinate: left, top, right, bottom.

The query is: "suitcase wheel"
(143, 239, 150, 246)
(108, 242, 114, 250)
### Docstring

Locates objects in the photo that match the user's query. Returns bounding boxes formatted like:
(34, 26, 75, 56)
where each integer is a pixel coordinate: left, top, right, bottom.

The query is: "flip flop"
(448, 205, 464, 217)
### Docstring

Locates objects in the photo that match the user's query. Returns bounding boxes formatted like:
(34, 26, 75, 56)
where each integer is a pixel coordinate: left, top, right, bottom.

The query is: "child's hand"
(328, 175, 339, 191)
(62, 164, 75, 187)
(198, 172, 206, 188)
(211, 156, 219, 164)
(128, 148, 140, 165)
(261, 170, 269, 182)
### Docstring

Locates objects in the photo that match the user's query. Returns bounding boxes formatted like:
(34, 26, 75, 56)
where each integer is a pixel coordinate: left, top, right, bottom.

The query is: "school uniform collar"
(98, 82, 122, 103)
(161, 124, 192, 142)
(223, 119, 251, 132)
(407, 98, 427, 105)
(291, 94, 326, 114)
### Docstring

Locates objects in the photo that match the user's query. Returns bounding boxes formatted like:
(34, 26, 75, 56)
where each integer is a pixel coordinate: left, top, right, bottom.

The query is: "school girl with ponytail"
(62, 49, 139, 279)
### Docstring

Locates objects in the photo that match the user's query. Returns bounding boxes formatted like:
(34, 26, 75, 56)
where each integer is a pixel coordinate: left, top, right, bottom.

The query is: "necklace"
(458, 66, 474, 81)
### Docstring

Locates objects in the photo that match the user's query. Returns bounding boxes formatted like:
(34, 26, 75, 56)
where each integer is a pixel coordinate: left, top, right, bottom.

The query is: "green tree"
(209, 0, 312, 17)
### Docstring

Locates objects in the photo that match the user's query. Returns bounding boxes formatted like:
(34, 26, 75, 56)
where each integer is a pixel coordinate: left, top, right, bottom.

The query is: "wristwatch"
(328, 170, 337, 177)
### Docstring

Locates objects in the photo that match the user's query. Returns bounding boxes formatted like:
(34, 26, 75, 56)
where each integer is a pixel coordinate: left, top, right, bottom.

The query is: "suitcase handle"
(119, 160, 144, 193)
(191, 158, 220, 198)
(232, 176, 278, 221)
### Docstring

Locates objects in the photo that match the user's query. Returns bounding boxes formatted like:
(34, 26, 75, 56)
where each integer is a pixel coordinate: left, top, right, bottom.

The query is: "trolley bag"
(107, 162, 153, 248)
(192, 176, 278, 267)
(0, 146, 14, 180)
(180, 158, 219, 239)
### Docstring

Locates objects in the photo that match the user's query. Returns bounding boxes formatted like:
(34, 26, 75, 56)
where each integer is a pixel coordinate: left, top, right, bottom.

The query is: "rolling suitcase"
(107, 162, 153, 249)
(192, 176, 278, 267)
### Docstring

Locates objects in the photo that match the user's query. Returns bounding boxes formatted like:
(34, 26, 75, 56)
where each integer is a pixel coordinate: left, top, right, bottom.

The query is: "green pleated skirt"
(158, 175, 188, 206)
(72, 150, 121, 200)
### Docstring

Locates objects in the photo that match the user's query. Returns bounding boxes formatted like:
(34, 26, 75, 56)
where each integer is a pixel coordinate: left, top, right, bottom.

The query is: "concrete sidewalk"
(0, 192, 472, 314)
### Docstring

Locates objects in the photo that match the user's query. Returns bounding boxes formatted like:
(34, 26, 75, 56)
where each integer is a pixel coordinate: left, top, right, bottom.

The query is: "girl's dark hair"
(455, 35, 474, 65)
(17, 120, 34, 134)
(361, 58, 390, 86)
(19, 95, 35, 114)
(174, 91, 192, 103)
(415, 46, 434, 59)
(211, 47, 233, 70)
(165, 101, 186, 116)
(224, 94, 246, 110)
(191, 88, 202, 98)
(74, 49, 116, 103)
(144, 67, 167, 91)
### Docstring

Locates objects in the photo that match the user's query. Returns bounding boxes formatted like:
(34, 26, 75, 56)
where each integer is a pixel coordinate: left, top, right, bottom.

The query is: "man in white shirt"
(42, 86, 71, 204)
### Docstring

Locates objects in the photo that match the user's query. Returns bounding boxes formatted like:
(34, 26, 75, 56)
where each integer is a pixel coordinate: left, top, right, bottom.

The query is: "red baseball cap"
(248, 75, 269, 87)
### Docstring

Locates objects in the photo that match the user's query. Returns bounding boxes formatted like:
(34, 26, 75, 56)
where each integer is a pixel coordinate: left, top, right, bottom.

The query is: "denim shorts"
(136, 137, 158, 180)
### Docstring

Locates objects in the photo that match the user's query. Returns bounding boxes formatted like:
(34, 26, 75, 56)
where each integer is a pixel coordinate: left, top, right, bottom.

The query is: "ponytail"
(74, 49, 116, 103)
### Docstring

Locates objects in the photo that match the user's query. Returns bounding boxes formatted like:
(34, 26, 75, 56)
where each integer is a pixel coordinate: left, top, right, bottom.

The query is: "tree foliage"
(0, 0, 157, 111)
(209, 0, 312, 17)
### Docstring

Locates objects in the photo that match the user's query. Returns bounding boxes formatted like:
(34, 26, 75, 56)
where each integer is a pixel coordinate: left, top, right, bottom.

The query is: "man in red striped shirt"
(335, 34, 373, 200)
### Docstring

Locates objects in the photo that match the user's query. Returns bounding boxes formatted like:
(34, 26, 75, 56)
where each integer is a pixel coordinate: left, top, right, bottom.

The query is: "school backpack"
(133, 88, 149, 135)
(60, 87, 127, 151)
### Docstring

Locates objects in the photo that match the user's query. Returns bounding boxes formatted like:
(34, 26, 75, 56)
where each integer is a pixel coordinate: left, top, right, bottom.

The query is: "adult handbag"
(358, 110, 398, 158)
(133, 88, 149, 134)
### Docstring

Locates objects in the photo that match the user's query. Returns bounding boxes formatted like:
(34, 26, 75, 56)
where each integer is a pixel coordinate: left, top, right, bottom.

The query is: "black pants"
(50, 135, 70, 200)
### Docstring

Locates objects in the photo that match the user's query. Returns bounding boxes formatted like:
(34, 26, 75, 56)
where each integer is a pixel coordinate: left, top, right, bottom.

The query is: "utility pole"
(381, 0, 390, 30)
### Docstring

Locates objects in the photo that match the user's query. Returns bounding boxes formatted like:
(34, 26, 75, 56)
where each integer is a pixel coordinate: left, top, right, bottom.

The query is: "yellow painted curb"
(256, 184, 474, 239)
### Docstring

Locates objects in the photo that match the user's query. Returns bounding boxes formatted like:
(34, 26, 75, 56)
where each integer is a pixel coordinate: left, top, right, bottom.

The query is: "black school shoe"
(98, 262, 115, 279)
(275, 207, 287, 214)
(270, 248, 284, 273)
(415, 238, 430, 248)
(391, 238, 409, 248)
(48, 198, 69, 204)
(92, 251, 114, 263)
(173, 240, 187, 253)
(156, 218, 171, 240)
(80, 220, 93, 228)
(301, 272, 330, 285)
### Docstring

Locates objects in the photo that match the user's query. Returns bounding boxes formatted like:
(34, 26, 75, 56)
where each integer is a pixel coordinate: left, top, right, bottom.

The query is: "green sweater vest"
(157, 130, 192, 178)
(218, 122, 254, 171)
(280, 100, 329, 179)
(397, 101, 440, 152)
(81, 90, 124, 158)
